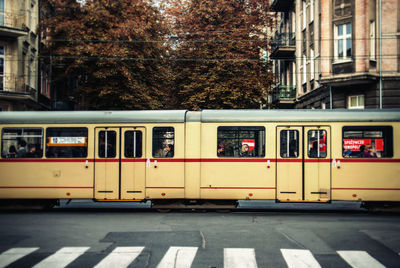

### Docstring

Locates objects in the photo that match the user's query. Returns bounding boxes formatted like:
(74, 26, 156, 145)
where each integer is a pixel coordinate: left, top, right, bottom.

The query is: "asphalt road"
(0, 200, 399, 268)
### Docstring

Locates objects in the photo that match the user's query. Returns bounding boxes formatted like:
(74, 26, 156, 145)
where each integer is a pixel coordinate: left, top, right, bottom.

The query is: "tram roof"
(192, 109, 400, 122)
(0, 109, 400, 124)
(0, 110, 188, 124)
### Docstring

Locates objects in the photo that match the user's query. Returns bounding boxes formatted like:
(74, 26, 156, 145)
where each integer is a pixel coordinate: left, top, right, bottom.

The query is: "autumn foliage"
(163, 0, 273, 109)
(40, 0, 274, 110)
(40, 0, 170, 110)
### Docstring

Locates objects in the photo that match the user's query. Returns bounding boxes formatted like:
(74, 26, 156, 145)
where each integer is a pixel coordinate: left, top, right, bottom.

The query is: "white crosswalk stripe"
(94, 247, 144, 268)
(157, 246, 198, 268)
(337, 250, 386, 268)
(224, 248, 258, 268)
(281, 249, 321, 268)
(0, 246, 392, 268)
(0, 247, 39, 268)
(32, 247, 89, 268)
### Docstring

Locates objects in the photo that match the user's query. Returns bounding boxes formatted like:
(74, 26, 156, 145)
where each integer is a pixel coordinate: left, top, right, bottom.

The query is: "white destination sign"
(49, 137, 86, 144)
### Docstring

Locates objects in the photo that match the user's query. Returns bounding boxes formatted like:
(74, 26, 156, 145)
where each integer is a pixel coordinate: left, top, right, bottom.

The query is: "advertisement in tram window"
(343, 138, 384, 151)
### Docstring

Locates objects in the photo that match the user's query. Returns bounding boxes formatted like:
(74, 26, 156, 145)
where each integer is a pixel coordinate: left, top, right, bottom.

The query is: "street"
(0, 200, 399, 267)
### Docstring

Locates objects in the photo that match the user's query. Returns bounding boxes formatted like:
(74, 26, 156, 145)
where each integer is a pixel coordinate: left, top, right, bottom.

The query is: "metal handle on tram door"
(337, 160, 341, 169)
(154, 160, 158, 168)
(85, 160, 89, 169)
(267, 160, 271, 168)
(146, 158, 151, 168)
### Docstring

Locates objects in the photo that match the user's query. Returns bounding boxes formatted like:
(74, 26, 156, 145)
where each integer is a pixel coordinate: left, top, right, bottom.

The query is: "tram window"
(153, 127, 174, 158)
(342, 126, 393, 158)
(217, 127, 265, 157)
(1, 128, 43, 158)
(98, 131, 117, 158)
(280, 130, 299, 158)
(46, 127, 88, 158)
(125, 131, 142, 158)
(307, 130, 327, 158)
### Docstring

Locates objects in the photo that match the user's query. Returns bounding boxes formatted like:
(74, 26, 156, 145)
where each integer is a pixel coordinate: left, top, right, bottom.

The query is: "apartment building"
(0, 0, 48, 111)
(270, 0, 400, 109)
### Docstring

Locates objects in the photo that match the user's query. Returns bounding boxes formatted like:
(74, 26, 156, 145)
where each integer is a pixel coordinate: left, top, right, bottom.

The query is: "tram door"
(276, 126, 331, 202)
(94, 127, 146, 200)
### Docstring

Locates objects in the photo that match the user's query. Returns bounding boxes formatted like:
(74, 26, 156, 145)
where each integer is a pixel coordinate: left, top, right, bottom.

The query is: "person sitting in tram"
(165, 144, 174, 157)
(240, 144, 252, 157)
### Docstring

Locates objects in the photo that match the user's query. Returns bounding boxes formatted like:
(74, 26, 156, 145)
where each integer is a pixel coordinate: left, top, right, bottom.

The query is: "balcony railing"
(270, 0, 295, 12)
(0, 75, 36, 99)
(270, 32, 296, 60)
(272, 85, 296, 103)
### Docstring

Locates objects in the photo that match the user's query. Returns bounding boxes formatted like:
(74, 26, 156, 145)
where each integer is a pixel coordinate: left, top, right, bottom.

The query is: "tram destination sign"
(47, 137, 87, 147)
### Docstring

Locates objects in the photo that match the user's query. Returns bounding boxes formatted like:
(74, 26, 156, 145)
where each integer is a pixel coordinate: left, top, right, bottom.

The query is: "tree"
(164, 0, 274, 110)
(40, 0, 171, 110)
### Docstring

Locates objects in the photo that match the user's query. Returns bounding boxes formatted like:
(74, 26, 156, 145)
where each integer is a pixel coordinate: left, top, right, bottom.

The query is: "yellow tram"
(0, 110, 399, 209)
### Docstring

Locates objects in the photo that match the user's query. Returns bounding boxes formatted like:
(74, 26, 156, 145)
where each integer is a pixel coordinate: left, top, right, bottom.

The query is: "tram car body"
(0, 110, 399, 208)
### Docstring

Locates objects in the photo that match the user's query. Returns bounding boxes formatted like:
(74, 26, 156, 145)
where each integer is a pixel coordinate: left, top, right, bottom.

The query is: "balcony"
(270, 33, 296, 60)
(0, 11, 29, 38)
(0, 75, 37, 101)
(272, 85, 296, 106)
(270, 0, 295, 12)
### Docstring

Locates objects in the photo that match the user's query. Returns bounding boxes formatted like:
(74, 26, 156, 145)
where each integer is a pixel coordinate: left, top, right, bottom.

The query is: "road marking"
(337, 251, 385, 268)
(0, 247, 39, 268)
(224, 248, 258, 268)
(94, 247, 144, 268)
(32, 247, 89, 268)
(157, 246, 198, 268)
(281, 249, 321, 268)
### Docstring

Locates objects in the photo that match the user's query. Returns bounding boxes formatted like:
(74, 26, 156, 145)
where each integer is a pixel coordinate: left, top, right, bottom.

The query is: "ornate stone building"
(270, 0, 400, 109)
(0, 0, 50, 111)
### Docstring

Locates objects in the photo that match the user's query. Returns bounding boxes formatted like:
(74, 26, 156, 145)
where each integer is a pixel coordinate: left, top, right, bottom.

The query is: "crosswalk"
(0, 246, 393, 268)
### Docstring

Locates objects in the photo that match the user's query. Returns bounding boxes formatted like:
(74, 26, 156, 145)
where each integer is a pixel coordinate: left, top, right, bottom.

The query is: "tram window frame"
(98, 130, 117, 158)
(217, 126, 265, 158)
(152, 127, 174, 158)
(342, 126, 393, 158)
(46, 127, 88, 158)
(307, 130, 327, 158)
(1, 127, 43, 158)
(280, 130, 299, 158)
(124, 131, 143, 158)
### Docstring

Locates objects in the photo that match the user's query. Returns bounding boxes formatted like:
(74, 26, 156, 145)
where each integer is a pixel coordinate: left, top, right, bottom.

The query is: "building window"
(370, 21, 376, 61)
(342, 126, 393, 158)
(310, 49, 315, 80)
(347, 95, 364, 109)
(0, 45, 3, 91)
(0, 0, 4, 26)
(302, 1, 307, 30)
(334, 23, 352, 61)
(302, 54, 307, 85)
(310, 0, 314, 22)
(217, 127, 265, 157)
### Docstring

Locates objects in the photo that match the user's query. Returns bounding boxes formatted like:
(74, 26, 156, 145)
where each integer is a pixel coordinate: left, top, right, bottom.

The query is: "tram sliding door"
(276, 127, 303, 201)
(304, 127, 331, 202)
(95, 128, 120, 200)
(276, 126, 331, 202)
(94, 127, 146, 200)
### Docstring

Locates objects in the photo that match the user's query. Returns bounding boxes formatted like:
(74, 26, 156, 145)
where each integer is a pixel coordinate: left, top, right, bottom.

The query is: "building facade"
(0, 0, 50, 111)
(270, 0, 400, 109)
